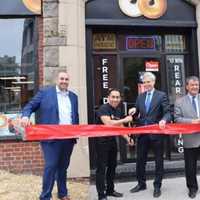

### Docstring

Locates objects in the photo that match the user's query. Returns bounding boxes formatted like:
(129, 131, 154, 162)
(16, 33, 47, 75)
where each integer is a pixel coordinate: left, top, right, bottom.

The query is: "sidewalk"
(90, 176, 199, 200)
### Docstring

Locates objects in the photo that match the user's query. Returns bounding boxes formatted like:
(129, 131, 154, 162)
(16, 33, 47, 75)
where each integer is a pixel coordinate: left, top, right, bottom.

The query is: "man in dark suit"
(21, 71, 79, 200)
(129, 72, 171, 198)
(174, 76, 200, 199)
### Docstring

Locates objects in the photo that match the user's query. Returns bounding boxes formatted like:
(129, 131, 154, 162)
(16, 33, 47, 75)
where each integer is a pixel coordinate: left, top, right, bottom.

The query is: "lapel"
(52, 86, 58, 114)
(141, 92, 146, 114)
(197, 94, 200, 114)
(68, 91, 74, 116)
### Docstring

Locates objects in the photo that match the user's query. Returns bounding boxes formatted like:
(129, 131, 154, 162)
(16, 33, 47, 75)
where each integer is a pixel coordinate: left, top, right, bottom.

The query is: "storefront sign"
(167, 56, 184, 95)
(126, 36, 156, 50)
(118, 0, 167, 19)
(145, 60, 159, 71)
(0, 0, 42, 15)
(93, 33, 116, 50)
(101, 58, 109, 103)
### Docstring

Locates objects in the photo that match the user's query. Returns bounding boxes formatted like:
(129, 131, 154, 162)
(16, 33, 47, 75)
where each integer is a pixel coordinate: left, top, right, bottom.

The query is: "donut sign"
(0, 0, 41, 15)
(118, 0, 167, 19)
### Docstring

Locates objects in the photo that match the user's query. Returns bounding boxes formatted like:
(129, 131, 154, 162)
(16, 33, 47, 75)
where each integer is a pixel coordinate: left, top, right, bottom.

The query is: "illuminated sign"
(93, 33, 116, 50)
(126, 36, 156, 50)
(145, 60, 159, 71)
(0, 0, 42, 15)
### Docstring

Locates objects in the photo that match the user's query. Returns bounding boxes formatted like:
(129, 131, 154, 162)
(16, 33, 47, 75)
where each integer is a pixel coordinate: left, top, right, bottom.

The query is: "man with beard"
(21, 71, 79, 200)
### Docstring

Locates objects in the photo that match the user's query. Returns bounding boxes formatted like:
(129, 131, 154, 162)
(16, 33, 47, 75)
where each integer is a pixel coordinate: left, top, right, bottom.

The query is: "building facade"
(0, 0, 200, 178)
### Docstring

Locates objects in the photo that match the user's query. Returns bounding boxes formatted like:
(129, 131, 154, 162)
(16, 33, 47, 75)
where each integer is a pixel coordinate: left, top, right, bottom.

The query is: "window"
(0, 18, 36, 139)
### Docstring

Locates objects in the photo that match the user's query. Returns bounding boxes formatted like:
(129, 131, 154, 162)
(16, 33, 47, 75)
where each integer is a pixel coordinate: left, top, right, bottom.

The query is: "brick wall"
(0, 141, 44, 175)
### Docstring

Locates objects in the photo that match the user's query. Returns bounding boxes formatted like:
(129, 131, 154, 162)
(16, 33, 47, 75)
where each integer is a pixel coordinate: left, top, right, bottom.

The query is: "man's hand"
(21, 116, 30, 127)
(159, 119, 166, 129)
(123, 135, 134, 146)
(192, 119, 200, 124)
(123, 115, 133, 123)
(128, 107, 136, 115)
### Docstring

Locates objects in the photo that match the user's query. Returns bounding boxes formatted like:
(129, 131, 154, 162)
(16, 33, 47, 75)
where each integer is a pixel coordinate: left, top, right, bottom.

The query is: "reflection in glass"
(0, 19, 36, 114)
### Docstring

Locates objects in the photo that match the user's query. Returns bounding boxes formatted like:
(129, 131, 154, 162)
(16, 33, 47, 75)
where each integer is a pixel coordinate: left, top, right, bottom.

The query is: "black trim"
(86, 19, 197, 28)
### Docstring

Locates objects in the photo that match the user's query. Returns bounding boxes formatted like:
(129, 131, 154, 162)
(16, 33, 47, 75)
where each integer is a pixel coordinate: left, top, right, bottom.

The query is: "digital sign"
(126, 36, 156, 50)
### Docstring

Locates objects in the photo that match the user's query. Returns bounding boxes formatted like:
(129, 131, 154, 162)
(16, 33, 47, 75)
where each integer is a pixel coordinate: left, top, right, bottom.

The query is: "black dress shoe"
(98, 198, 107, 200)
(130, 184, 147, 193)
(188, 189, 197, 199)
(107, 191, 123, 197)
(153, 188, 161, 198)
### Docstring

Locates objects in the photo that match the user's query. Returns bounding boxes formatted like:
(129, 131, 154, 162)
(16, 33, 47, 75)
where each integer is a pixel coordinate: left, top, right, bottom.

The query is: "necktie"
(192, 96, 197, 114)
(145, 92, 151, 112)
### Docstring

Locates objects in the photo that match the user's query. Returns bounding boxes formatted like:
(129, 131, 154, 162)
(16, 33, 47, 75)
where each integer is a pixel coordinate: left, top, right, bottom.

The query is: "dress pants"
(184, 147, 200, 191)
(136, 135, 164, 189)
(40, 139, 74, 200)
(95, 139, 117, 198)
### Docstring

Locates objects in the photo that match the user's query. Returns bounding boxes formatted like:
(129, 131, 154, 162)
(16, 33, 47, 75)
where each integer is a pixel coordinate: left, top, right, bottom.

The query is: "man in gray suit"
(174, 76, 200, 199)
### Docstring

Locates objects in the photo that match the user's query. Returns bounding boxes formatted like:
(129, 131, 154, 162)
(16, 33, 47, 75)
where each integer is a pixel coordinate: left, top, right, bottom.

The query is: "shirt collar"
(188, 93, 197, 100)
(56, 86, 69, 95)
(147, 88, 154, 95)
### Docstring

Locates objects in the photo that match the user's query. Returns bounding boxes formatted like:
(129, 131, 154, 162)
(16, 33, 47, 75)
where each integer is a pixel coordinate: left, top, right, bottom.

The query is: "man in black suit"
(129, 72, 171, 198)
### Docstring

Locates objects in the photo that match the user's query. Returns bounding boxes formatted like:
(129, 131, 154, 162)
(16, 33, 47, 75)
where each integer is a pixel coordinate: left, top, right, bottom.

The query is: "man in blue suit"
(21, 71, 79, 200)
(129, 72, 171, 198)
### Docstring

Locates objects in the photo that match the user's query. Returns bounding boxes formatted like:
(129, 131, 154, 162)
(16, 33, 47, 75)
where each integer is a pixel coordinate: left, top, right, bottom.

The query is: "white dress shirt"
(56, 86, 72, 124)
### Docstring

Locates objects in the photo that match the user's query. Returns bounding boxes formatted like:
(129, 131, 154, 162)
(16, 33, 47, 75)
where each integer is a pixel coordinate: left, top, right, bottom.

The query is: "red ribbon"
(25, 124, 200, 141)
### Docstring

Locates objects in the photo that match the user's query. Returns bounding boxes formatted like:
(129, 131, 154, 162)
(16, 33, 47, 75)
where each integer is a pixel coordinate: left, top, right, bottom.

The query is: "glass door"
(119, 55, 162, 163)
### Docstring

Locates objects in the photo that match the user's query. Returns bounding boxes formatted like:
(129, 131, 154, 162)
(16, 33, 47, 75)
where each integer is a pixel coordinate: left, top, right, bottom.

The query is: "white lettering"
(103, 74, 108, 81)
(174, 65, 180, 72)
(175, 87, 181, 94)
(103, 82, 108, 89)
(102, 58, 108, 65)
(102, 66, 108, 73)
(175, 80, 181, 87)
(178, 147, 184, 153)
(174, 72, 181, 79)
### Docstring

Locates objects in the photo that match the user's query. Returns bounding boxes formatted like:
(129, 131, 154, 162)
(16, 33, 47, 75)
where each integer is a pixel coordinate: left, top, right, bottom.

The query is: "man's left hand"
(159, 120, 166, 129)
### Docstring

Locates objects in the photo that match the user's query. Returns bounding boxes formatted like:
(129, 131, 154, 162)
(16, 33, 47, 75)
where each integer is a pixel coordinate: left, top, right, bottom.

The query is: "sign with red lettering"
(145, 60, 159, 71)
(126, 36, 156, 50)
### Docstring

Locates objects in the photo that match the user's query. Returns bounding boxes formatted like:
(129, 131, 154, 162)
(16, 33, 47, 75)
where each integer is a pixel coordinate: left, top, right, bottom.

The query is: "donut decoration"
(22, 0, 41, 14)
(118, 0, 167, 19)
(138, 0, 167, 19)
(0, 115, 7, 128)
(118, 0, 142, 17)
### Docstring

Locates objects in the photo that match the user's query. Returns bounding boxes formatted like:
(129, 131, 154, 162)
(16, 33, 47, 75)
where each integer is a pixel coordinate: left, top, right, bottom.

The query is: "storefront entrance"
(86, 0, 198, 172)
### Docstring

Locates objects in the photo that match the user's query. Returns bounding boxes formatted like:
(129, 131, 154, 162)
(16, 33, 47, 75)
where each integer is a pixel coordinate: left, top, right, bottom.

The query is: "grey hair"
(143, 72, 156, 81)
(186, 76, 199, 85)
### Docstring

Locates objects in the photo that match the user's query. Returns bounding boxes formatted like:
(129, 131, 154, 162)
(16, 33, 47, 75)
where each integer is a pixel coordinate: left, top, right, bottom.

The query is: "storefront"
(86, 0, 199, 174)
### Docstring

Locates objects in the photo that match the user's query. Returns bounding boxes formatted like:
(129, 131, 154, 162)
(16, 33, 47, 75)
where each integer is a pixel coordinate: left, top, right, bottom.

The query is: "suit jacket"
(135, 89, 171, 139)
(22, 85, 79, 126)
(174, 94, 200, 148)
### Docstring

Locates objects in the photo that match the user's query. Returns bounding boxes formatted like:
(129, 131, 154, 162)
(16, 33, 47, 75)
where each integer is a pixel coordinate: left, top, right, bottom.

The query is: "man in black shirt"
(95, 89, 133, 200)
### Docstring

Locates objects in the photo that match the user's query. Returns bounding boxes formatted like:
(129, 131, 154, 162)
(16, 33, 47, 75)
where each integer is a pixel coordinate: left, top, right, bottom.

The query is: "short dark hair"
(107, 88, 121, 97)
(186, 76, 199, 85)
